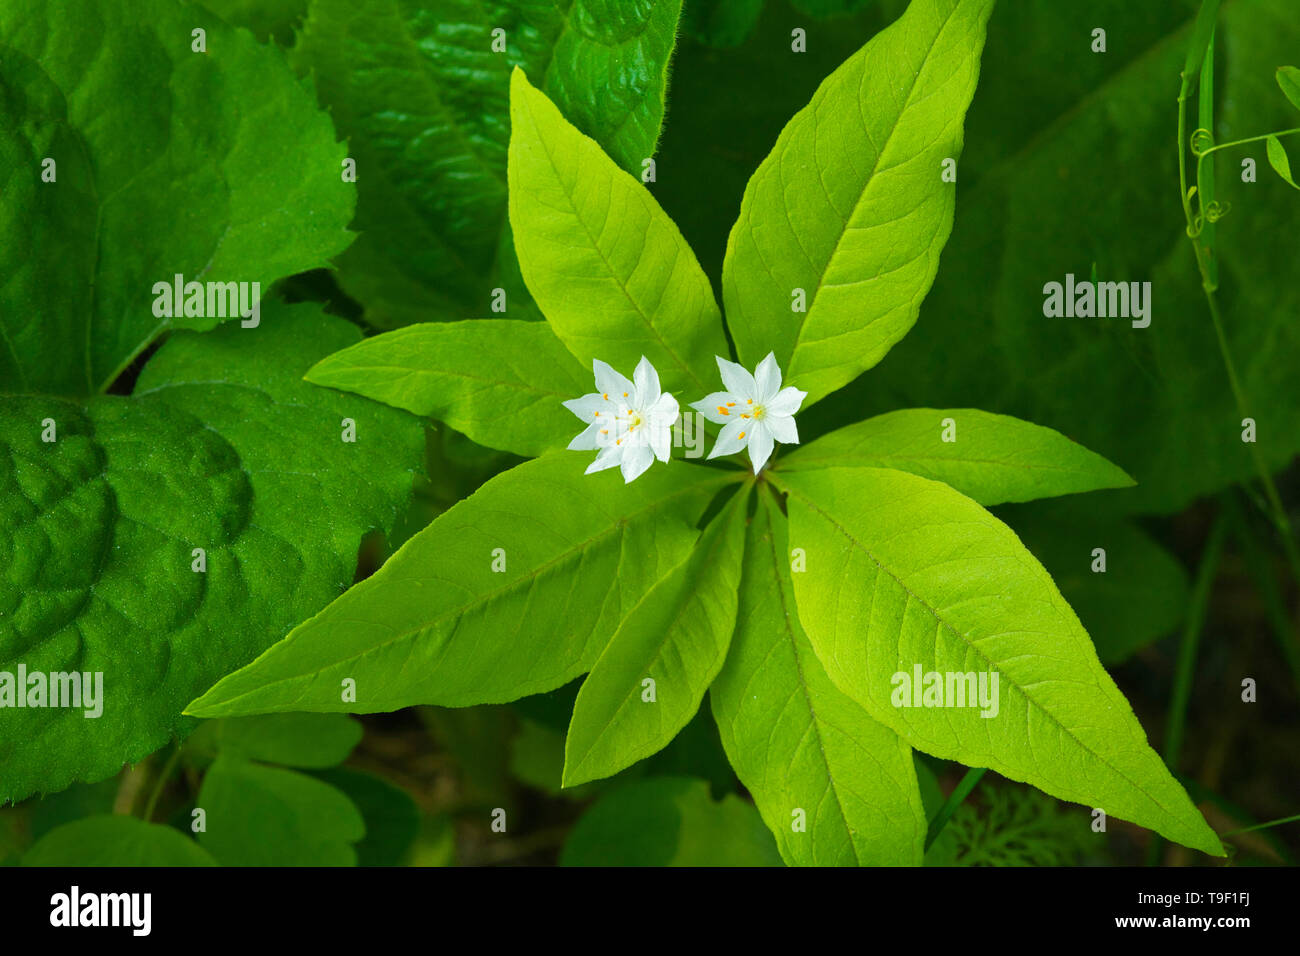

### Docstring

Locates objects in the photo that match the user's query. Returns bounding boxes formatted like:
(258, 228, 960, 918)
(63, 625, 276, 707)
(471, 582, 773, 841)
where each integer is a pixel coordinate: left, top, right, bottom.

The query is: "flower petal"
(620, 442, 655, 483)
(754, 352, 782, 401)
(650, 392, 680, 428)
(563, 393, 612, 423)
(567, 421, 603, 451)
(689, 391, 739, 425)
(584, 443, 623, 475)
(649, 420, 673, 463)
(765, 412, 799, 445)
(716, 356, 757, 399)
(747, 421, 774, 473)
(633, 356, 661, 407)
(707, 418, 749, 460)
(765, 386, 807, 418)
(592, 359, 634, 403)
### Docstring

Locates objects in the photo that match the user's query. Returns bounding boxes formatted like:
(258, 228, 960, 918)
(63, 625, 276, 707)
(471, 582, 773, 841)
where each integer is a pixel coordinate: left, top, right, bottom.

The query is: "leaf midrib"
(773, 471, 1187, 826)
(789, 0, 965, 360)
(194, 468, 736, 708)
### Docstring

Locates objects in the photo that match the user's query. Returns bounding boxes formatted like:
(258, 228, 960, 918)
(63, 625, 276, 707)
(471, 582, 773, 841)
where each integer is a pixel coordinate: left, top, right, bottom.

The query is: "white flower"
(691, 353, 806, 473)
(563, 357, 680, 483)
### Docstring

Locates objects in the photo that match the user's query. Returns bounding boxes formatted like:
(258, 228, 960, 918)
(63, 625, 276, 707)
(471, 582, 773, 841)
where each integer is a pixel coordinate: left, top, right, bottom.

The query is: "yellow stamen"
(717, 406, 730, 416)
(738, 431, 746, 439)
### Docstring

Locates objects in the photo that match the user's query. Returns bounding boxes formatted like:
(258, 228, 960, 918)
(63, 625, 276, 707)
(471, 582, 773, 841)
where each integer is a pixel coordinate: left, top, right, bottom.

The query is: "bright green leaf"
(294, 0, 683, 327)
(721, 0, 996, 406)
(187, 457, 737, 717)
(0, 303, 422, 803)
(563, 485, 749, 787)
(560, 776, 781, 866)
(508, 67, 727, 393)
(774, 465, 1223, 856)
(24, 815, 217, 867)
(711, 491, 926, 865)
(1181, 0, 1221, 87)
(306, 320, 589, 457)
(1266, 134, 1300, 187)
(782, 408, 1134, 505)
(197, 756, 365, 866)
(0, 0, 354, 395)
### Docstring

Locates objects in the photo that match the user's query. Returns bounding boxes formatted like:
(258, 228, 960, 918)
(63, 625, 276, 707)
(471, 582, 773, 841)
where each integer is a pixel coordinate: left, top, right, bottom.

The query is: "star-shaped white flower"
(563, 357, 680, 483)
(691, 353, 806, 473)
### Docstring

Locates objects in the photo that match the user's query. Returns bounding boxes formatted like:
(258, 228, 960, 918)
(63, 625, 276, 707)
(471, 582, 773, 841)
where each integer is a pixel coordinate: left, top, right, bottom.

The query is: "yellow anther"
(738, 431, 746, 439)
(717, 406, 730, 416)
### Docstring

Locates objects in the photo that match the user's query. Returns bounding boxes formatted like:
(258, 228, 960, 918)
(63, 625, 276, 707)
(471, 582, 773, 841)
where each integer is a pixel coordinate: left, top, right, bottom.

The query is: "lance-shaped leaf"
(306, 320, 589, 457)
(780, 408, 1134, 505)
(0, 0, 354, 395)
(508, 67, 727, 393)
(721, 0, 996, 407)
(24, 815, 218, 867)
(0, 304, 422, 804)
(563, 485, 749, 787)
(293, 0, 683, 327)
(197, 756, 365, 866)
(187, 457, 737, 717)
(711, 491, 926, 866)
(774, 466, 1223, 856)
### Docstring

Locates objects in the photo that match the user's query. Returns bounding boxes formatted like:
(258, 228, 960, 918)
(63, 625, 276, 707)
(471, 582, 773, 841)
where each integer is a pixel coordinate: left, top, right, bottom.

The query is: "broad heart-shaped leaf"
(0, 303, 422, 804)
(187, 714, 362, 769)
(711, 491, 926, 866)
(563, 483, 749, 787)
(1265, 134, 1300, 188)
(721, 0, 996, 407)
(197, 756, 365, 866)
(197, 0, 307, 42)
(560, 776, 781, 866)
(1004, 508, 1189, 665)
(23, 815, 218, 867)
(782, 408, 1134, 505)
(508, 68, 727, 393)
(773, 466, 1224, 856)
(1278, 66, 1300, 111)
(821, 0, 1300, 517)
(187, 456, 739, 718)
(293, 0, 683, 328)
(305, 320, 589, 458)
(0, 0, 354, 395)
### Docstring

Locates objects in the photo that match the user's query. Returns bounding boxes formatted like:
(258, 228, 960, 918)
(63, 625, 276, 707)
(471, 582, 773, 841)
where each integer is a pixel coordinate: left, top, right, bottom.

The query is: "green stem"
(1221, 812, 1300, 838)
(925, 766, 986, 852)
(141, 744, 183, 823)
(1228, 492, 1300, 689)
(1177, 63, 1300, 591)
(1147, 510, 1228, 865)
(1164, 511, 1229, 769)
(1197, 126, 1300, 158)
